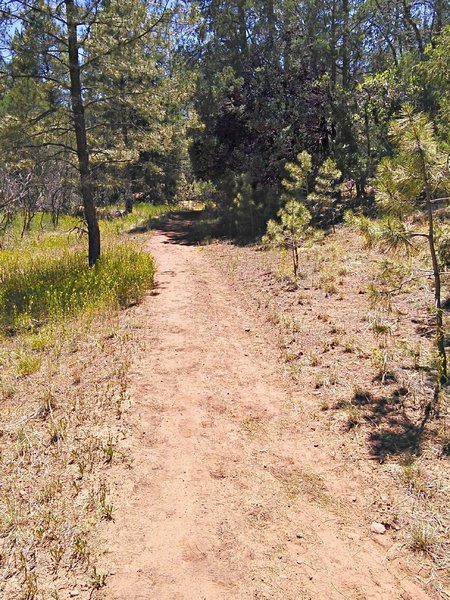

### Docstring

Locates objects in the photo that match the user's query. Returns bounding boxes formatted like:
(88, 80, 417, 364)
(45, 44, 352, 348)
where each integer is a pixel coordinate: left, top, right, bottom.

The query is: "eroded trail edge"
(100, 220, 431, 600)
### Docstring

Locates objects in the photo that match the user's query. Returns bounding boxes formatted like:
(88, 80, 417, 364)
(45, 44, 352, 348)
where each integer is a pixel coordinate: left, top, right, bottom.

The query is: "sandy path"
(101, 217, 432, 600)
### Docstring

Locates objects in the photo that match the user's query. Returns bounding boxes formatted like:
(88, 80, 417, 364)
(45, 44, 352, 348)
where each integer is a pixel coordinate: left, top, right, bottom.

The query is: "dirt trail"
(101, 216, 432, 600)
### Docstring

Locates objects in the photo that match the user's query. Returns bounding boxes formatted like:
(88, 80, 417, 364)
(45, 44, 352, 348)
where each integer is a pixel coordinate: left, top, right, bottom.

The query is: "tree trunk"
(341, 0, 350, 88)
(427, 203, 447, 384)
(414, 117, 447, 389)
(234, 0, 247, 78)
(402, 0, 425, 57)
(124, 180, 133, 214)
(119, 75, 133, 214)
(292, 245, 298, 278)
(66, 0, 100, 266)
(362, 103, 371, 194)
(265, 0, 276, 48)
(330, 0, 337, 91)
(435, 0, 443, 34)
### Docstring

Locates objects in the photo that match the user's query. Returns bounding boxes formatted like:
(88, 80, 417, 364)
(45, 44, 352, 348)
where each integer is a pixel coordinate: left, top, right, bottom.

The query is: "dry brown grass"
(208, 223, 450, 598)
(0, 311, 143, 599)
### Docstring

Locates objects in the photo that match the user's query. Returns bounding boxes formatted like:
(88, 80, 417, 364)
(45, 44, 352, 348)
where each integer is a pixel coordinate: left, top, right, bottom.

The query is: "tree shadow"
(128, 209, 263, 247)
(126, 213, 173, 235)
(156, 211, 216, 245)
(350, 388, 430, 460)
(127, 210, 221, 246)
(412, 315, 434, 339)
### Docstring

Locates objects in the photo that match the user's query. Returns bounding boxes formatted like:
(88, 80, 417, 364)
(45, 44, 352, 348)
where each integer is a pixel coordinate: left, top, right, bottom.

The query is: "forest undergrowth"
(0, 204, 170, 599)
(206, 219, 450, 599)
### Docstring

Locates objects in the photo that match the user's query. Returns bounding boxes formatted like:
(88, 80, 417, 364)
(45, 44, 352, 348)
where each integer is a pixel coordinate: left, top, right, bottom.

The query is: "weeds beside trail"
(0, 244, 155, 333)
(208, 225, 450, 598)
(0, 203, 170, 335)
(0, 203, 170, 599)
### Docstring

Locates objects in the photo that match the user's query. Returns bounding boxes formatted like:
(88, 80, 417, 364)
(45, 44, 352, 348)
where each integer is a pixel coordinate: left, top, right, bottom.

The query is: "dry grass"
(0, 313, 139, 598)
(0, 307, 150, 598)
(208, 222, 450, 598)
(0, 206, 163, 598)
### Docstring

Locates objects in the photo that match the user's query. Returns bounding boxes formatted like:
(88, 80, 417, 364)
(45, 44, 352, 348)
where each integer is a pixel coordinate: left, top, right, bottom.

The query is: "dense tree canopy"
(0, 0, 449, 253)
(0, 0, 197, 262)
(186, 0, 449, 235)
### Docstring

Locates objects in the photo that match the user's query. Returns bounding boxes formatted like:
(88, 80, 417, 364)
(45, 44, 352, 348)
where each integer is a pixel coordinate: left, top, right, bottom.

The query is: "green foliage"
(190, 2, 331, 227)
(386, 106, 448, 197)
(282, 151, 312, 198)
(375, 157, 416, 218)
(15, 354, 42, 377)
(263, 199, 312, 277)
(307, 158, 342, 226)
(281, 152, 343, 228)
(360, 107, 450, 256)
(83, 0, 197, 206)
(0, 0, 196, 247)
(357, 106, 450, 389)
(212, 173, 277, 238)
(435, 223, 450, 268)
(0, 203, 170, 247)
(231, 174, 257, 237)
(0, 204, 168, 335)
(263, 200, 311, 252)
(0, 243, 155, 334)
(98, 202, 173, 237)
(422, 25, 450, 141)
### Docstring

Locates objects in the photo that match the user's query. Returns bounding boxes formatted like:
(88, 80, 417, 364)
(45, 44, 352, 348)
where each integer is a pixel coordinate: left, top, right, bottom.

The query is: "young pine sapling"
(282, 151, 312, 198)
(307, 158, 342, 229)
(263, 199, 312, 278)
(282, 151, 342, 229)
(353, 106, 450, 404)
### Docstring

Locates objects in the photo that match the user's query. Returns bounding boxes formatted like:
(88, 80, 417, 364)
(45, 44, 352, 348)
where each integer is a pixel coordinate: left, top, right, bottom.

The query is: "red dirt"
(99, 217, 434, 600)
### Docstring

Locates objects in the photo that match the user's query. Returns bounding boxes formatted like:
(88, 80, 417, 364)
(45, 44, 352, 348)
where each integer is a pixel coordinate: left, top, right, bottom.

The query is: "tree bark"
(435, 0, 443, 34)
(124, 179, 133, 214)
(119, 75, 133, 214)
(265, 0, 276, 49)
(330, 0, 337, 91)
(341, 0, 350, 88)
(66, 0, 100, 266)
(236, 0, 248, 72)
(412, 115, 447, 388)
(402, 0, 425, 57)
(427, 202, 447, 384)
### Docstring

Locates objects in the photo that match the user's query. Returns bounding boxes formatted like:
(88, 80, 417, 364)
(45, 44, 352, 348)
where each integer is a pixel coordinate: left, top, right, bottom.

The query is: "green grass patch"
(0, 243, 155, 334)
(15, 353, 42, 376)
(0, 203, 173, 249)
(99, 203, 173, 237)
(0, 203, 173, 336)
(28, 331, 56, 352)
(0, 203, 171, 335)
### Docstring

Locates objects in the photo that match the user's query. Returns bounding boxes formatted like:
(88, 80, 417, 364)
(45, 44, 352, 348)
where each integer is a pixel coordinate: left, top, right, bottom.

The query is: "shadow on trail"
(154, 211, 213, 246)
(126, 209, 219, 245)
(127, 208, 263, 248)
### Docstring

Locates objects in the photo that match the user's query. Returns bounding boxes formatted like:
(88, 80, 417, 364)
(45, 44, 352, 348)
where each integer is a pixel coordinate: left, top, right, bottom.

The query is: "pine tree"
(307, 157, 342, 228)
(356, 106, 450, 402)
(282, 151, 312, 198)
(84, 0, 194, 212)
(0, 0, 188, 263)
(263, 199, 312, 278)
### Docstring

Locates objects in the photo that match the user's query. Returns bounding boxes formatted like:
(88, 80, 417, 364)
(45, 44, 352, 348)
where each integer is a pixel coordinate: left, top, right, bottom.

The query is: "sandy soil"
(99, 216, 433, 600)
